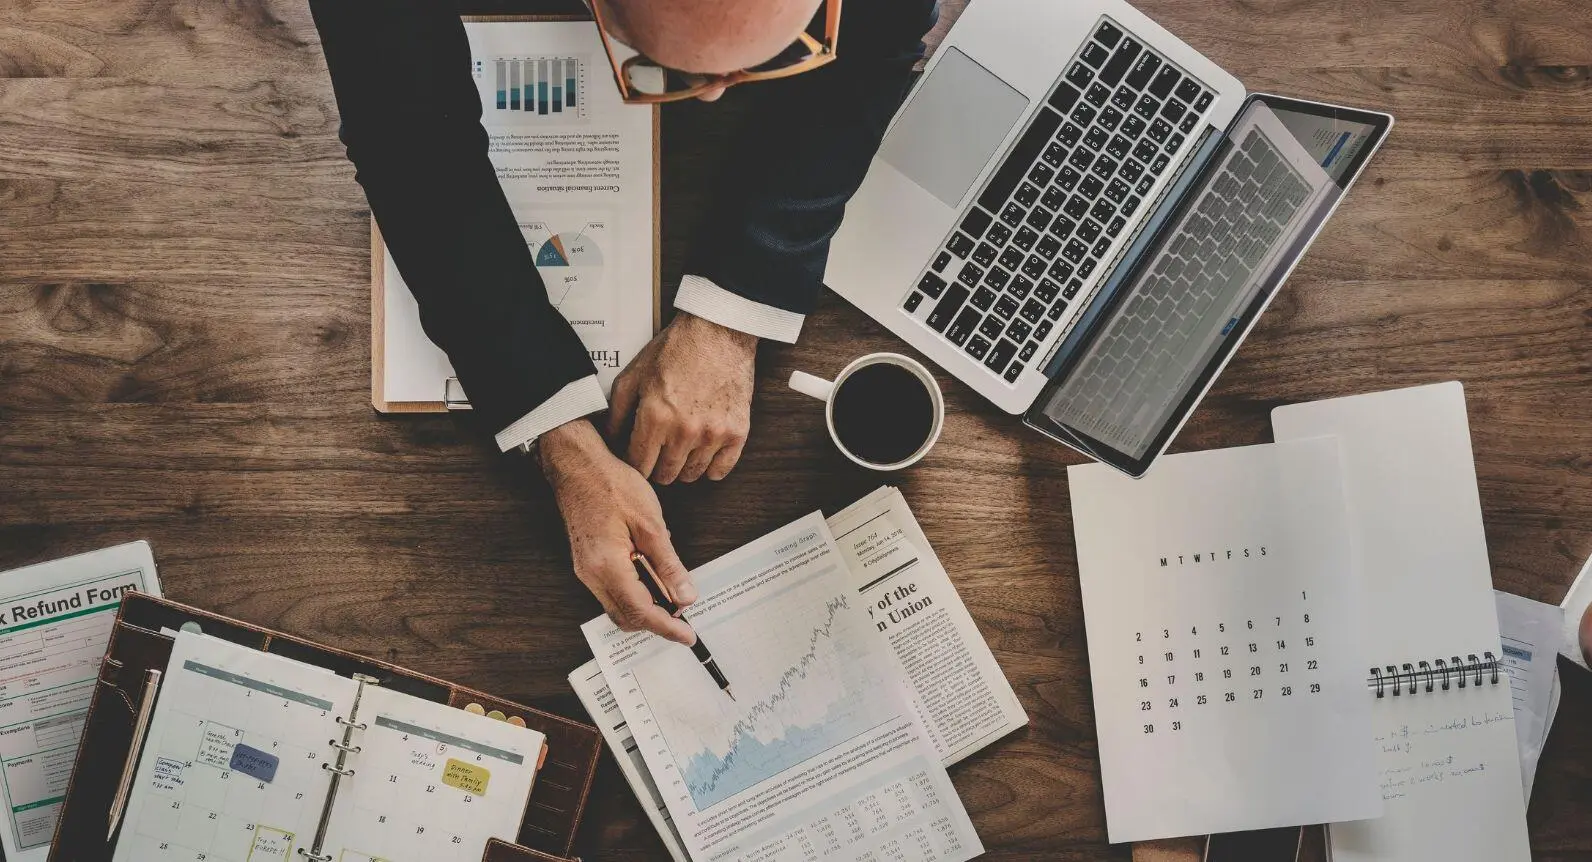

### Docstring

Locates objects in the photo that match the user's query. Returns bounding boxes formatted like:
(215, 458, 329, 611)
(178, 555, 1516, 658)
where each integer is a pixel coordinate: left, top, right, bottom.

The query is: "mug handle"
(789, 371, 835, 402)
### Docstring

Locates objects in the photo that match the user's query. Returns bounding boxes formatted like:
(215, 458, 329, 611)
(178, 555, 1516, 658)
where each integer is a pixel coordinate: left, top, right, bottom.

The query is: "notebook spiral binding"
(299, 673, 381, 861)
(1365, 652, 1501, 698)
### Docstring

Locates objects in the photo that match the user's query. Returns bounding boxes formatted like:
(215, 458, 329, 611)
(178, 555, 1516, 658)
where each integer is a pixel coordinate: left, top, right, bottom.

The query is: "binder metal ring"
(1370, 667, 1384, 698)
(330, 740, 362, 754)
(1418, 660, 1433, 693)
(1386, 665, 1400, 697)
(1401, 663, 1416, 695)
(1484, 651, 1499, 684)
(335, 716, 368, 730)
(322, 763, 355, 777)
(297, 850, 333, 861)
(1451, 655, 1464, 688)
(1467, 654, 1481, 687)
(1434, 658, 1449, 690)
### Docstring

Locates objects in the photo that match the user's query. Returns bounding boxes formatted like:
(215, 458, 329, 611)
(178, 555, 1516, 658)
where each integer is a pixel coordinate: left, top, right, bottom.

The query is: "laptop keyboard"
(902, 19, 1213, 384)
(1054, 128, 1312, 445)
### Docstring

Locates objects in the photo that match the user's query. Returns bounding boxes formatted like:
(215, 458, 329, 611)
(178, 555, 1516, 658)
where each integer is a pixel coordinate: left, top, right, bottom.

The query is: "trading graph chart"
(630, 566, 899, 811)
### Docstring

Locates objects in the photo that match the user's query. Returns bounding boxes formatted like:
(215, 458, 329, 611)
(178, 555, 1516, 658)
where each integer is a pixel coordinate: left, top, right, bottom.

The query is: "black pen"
(632, 552, 735, 702)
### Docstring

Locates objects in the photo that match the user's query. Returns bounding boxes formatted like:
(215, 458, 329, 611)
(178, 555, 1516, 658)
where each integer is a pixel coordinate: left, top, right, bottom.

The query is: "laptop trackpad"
(879, 48, 1029, 209)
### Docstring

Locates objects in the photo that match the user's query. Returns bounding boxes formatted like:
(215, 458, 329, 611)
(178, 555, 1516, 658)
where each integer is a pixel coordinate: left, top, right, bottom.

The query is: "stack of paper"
(569, 488, 1026, 862)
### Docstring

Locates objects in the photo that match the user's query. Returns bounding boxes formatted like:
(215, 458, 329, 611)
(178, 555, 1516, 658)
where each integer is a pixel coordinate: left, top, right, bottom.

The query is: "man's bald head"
(595, 0, 825, 75)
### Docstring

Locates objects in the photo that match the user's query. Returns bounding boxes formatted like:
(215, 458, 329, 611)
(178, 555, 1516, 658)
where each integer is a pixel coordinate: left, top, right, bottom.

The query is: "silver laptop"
(827, 0, 1391, 476)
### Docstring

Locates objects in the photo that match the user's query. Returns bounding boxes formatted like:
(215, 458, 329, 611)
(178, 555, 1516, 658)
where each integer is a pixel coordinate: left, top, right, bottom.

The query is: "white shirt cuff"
(674, 274, 805, 344)
(494, 374, 608, 453)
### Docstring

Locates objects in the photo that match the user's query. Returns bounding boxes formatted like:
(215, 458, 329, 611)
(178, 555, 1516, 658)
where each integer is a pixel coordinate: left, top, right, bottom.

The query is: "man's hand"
(608, 312, 756, 484)
(539, 418, 697, 644)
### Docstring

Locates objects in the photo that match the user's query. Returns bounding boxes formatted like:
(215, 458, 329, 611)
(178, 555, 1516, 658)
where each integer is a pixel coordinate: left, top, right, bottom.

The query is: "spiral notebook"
(1273, 382, 1531, 862)
(109, 631, 547, 862)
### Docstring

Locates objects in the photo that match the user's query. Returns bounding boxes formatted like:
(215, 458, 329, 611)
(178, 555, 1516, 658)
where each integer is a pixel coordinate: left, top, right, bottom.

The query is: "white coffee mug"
(788, 352, 945, 471)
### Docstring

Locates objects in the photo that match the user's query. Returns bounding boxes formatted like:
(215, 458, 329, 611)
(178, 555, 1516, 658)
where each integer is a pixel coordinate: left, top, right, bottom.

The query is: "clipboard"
(371, 13, 663, 413)
(49, 593, 602, 862)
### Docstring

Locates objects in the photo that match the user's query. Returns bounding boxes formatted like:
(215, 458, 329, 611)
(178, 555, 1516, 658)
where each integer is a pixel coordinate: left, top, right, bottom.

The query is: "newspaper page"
(829, 487, 1027, 765)
(583, 513, 982, 862)
(381, 20, 655, 402)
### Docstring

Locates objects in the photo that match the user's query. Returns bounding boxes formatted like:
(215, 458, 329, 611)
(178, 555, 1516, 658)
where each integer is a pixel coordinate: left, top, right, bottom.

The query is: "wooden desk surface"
(1, 0, 1589, 858)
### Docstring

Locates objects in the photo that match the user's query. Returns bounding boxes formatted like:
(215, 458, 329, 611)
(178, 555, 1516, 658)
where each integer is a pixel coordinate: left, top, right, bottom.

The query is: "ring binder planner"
(1366, 653, 1500, 698)
(302, 674, 379, 861)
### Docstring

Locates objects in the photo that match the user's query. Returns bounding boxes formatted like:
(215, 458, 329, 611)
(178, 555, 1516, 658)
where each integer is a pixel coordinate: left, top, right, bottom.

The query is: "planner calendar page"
(320, 688, 545, 862)
(113, 632, 350, 862)
(1068, 438, 1381, 842)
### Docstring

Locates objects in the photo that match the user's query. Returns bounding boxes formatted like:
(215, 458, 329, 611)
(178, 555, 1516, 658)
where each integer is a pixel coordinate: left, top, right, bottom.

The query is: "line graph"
(633, 580, 898, 810)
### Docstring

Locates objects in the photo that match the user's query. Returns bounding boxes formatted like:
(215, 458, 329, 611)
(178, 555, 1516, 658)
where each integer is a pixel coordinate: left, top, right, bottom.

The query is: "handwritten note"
(230, 743, 281, 783)
(152, 757, 185, 792)
(1375, 711, 1512, 801)
(441, 759, 491, 796)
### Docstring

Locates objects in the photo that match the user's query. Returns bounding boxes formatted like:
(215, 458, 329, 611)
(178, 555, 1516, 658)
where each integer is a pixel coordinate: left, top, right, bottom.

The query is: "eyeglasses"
(586, 0, 842, 104)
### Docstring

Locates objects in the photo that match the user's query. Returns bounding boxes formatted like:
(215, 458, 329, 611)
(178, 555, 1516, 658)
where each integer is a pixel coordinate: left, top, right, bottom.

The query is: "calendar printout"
(113, 632, 348, 862)
(1068, 438, 1380, 842)
(319, 687, 545, 862)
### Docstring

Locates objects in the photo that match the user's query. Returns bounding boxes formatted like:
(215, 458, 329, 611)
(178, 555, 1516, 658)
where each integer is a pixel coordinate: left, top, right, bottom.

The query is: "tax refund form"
(0, 541, 161, 862)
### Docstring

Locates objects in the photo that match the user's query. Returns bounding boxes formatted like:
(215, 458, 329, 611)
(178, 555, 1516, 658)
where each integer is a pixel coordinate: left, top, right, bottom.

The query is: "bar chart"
(488, 56, 586, 120)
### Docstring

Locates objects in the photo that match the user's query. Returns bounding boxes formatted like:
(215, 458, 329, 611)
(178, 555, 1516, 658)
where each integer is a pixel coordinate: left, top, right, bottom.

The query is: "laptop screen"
(1025, 95, 1390, 475)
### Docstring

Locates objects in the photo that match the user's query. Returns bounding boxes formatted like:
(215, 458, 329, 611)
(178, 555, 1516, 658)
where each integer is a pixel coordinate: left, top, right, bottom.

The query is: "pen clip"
(631, 552, 677, 609)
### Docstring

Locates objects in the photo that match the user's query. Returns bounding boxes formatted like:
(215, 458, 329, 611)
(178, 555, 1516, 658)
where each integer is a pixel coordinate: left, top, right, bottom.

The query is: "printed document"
(381, 20, 655, 403)
(1068, 439, 1380, 842)
(1493, 590, 1562, 800)
(572, 487, 1023, 860)
(0, 541, 160, 862)
(582, 512, 982, 862)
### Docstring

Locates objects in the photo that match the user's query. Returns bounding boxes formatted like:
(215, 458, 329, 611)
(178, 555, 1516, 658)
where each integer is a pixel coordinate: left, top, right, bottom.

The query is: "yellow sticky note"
(442, 758, 491, 796)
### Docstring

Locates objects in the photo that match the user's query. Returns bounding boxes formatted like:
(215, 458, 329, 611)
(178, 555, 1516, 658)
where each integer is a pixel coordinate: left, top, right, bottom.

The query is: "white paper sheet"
(382, 20, 655, 403)
(0, 542, 161, 862)
(583, 513, 982, 862)
(1493, 591, 1562, 801)
(1274, 382, 1531, 862)
(1068, 438, 1380, 842)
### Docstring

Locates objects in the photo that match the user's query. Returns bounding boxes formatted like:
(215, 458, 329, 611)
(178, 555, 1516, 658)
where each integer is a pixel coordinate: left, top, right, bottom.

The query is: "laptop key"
(1099, 105, 1124, 132)
(946, 306, 981, 346)
(1095, 21, 1123, 47)
(1048, 82, 1081, 113)
(965, 335, 992, 360)
(1064, 277, 1083, 299)
(1085, 82, 1112, 107)
(1108, 215, 1126, 237)
(1160, 99, 1186, 123)
(985, 338, 1019, 374)
(1015, 182, 1041, 206)
(1020, 298, 1047, 323)
(999, 247, 1025, 271)
(1063, 238, 1089, 263)
(1126, 53, 1161, 90)
(1013, 226, 1039, 251)
(987, 223, 1013, 245)
(1038, 234, 1063, 259)
(1041, 185, 1067, 211)
(1049, 259, 1075, 282)
(1068, 148, 1095, 171)
(970, 286, 997, 311)
(1167, 132, 1185, 153)
(925, 285, 968, 332)
(957, 261, 984, 287)
(1150, 65, 1182, 99)
(1063, 196, 1090, 221)
(1042, 142, 1066, 168)
(1048, 215, 1076, 238)
(1070, 103, 1097, 127)
(1092, 235, 1113, 258)
(1022, 255, 1047, 279)
(1035, 319, 1054, 341)
(1175, 78, 1201, 104)
(1136, 174, 1155, 195)
(1058, 122, 1083, 147)
(1008, 275, 1034, 299)
(978, 315, 1004, 340)
(1028, 162, 1055, 187)
(904, 292, 924, 312)
(1007, 318, 1032, 342)
(918, 271, 947, 298)
(1082, 41, 1111, 68)
(1078, 257, 1097, 278)
(1134, 94, 1159, 120)
(1090, 156, 1118, 179)
(985, 267, 1011, 291)
(977, 106, 1063, 213)
(972, 242, 997, 266)
(1000, 202, 1025, 227)
(1099, 39, 1142, 86)
(1035, 278, 1061, 302)
(947, 232, 975, 258)
(1122, 114, 1147, 138)
(932, 251, 952, 273)
(1179, 111, 1199, 134)
(1003, 362, 1023, 383)
(1047, 298, 1069, 321)
(1065, 62, 1094, 90)
(1133, 139, 1159, 163)
(960, 208, 992, 239)
(1151, 153, 1171, 175)
(1106, 178, 1130, 204)
(1195, 91, 1213, 111)
(1079, 174, 1105, 198)
(994, 295, 1020, 320)
(1076, 219, 1102, 243)
(1149, 118, 1172, 143)
(1085, 126, 1110, 149)
(1106, 134, 1133, 161)
(1019, 340, 1039, 362)
(1121, 159, 1144, 183)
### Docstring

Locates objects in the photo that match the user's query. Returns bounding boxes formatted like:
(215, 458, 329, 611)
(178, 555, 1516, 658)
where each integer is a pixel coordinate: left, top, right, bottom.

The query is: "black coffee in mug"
(831, 363, 936, 466)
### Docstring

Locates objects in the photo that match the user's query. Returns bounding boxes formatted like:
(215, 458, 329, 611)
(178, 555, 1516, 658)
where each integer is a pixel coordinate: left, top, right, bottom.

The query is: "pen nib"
(726, 688, 736, 703)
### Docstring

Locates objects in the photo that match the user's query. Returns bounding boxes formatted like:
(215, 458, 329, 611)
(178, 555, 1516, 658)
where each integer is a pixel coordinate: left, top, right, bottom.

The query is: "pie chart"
(535, 232, 604, 267)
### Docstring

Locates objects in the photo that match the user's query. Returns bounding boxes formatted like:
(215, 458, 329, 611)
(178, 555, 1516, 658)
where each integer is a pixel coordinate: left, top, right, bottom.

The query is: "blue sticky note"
(229, 743, 280, 783)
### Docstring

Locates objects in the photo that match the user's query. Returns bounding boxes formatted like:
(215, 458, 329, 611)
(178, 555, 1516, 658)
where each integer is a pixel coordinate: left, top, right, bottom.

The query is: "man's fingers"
(635, 522, 697, 606)
(606, 373, 639, 440)
(651, 440, 691, 485)
(677, 445, 717, 484)
(627, 411, 665, 478)
(704, 438, 746, 482)
(609, 578, 696, 645)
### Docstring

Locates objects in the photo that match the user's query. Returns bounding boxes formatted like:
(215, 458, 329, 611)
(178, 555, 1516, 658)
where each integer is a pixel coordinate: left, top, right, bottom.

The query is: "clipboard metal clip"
(444, 377, 473, 411)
